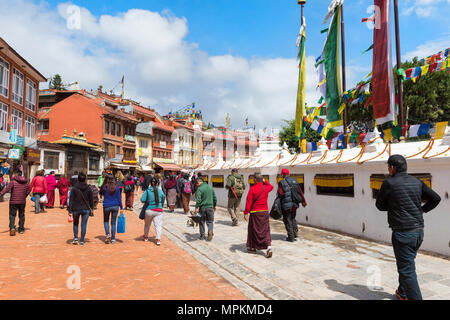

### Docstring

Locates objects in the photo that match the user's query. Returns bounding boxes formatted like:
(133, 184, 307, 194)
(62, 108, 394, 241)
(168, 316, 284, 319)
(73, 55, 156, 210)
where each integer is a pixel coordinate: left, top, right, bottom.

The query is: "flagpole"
(298, 0, 306, 152)
(340, 4, 348, 148)
(393, 0, 405, 141)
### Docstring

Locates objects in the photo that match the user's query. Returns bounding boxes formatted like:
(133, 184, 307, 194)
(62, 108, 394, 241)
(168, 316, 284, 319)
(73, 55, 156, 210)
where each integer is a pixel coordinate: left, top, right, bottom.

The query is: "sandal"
(247, 248, 257, 254)
(266, 248, 273, 258)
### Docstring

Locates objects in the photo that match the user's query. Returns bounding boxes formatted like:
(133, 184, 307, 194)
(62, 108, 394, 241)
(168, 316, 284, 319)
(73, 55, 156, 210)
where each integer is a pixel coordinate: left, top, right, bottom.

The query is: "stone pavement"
(146, 201, 450, 300)
(0, 192, 246, 300)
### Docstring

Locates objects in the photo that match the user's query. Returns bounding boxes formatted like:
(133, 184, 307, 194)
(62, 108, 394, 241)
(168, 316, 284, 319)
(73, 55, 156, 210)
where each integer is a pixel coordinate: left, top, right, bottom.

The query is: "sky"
(0, 0, 449, 130)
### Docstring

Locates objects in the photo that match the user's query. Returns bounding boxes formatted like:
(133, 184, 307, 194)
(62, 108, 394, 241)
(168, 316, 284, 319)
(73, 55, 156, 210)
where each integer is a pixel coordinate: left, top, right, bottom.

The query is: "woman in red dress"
(56, 175, 70, 209)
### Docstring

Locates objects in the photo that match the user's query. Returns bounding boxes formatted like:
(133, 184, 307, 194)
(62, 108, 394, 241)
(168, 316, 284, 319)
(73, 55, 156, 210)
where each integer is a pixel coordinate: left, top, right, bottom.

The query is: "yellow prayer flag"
(422, 64, 429, 75)
(383, 128, 393, 143)
(435, 121, 448, 139)
(301, 139, 307, 153)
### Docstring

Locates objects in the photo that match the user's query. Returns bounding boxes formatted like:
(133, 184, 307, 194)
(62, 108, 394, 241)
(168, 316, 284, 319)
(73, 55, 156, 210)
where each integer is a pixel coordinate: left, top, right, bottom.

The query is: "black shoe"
(18, 229, 24, 234)
(285, 237, 296, 242)
(232, 219, 238, 226)
(199, 235, 206, 240)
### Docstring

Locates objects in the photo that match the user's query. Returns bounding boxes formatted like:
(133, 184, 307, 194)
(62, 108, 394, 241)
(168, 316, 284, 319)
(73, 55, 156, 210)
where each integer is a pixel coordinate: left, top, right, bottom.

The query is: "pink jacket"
(30, 176, 48, 194)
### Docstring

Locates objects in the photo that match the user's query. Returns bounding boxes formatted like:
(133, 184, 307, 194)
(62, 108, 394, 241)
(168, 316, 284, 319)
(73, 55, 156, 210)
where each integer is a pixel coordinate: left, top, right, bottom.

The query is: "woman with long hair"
(141, 177, 165, 246)
(115, 170, 125, 198)
(100, 174, 123, 244)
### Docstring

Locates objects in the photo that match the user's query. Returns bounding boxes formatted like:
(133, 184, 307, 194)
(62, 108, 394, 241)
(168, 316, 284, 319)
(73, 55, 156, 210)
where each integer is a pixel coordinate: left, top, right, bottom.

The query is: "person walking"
(30, 169, 48, 214)
(97, 171, 106, 202)
(164, 174, 178, 213)
(56, 174, 70, 209)
(244, 173, 274, 258)
(115, 171, 125, 198)
(0, 169, 31, 236)
(45, 171, 57, 209)
(225, 168, 246, 226)
(193, 177, 217, 241)
(124, 176, 135, 210)
(177, 173, 192, 215)
(141, 177, 166, 245)
(100, 174, 123, 244)
(68, 172, 94, 246)
(376, 155, 441, 300)
(70, 171, 78, 189)
(277, 169, 307, 242)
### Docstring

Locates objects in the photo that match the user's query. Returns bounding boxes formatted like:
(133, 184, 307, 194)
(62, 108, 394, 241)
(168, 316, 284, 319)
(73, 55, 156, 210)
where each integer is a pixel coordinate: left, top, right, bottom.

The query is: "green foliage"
(50, 74, 65, 90)
(279, 120, 321, 152)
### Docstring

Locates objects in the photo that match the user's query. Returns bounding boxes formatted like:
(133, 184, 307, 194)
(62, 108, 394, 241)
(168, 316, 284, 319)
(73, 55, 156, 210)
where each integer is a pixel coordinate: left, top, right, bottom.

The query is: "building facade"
(0, 37, 47, 179)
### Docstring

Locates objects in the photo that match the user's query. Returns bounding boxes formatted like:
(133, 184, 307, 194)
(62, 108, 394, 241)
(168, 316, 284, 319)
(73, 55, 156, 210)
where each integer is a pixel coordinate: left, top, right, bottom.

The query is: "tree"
(279, 119, 322, 153)
(50, 74, 65, 90)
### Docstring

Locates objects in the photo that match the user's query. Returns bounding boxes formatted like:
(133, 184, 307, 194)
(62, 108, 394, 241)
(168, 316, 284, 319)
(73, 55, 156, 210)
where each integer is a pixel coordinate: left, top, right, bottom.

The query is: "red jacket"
(30, 176, 48, 194)
(0, 176, 31, 204)
(244, 181, 274, 214)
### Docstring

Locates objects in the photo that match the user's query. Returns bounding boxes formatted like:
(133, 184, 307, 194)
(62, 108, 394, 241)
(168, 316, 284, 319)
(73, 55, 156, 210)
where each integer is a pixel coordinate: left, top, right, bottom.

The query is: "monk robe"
(45, 174, 57, 208)
(56, 177, 70, 207)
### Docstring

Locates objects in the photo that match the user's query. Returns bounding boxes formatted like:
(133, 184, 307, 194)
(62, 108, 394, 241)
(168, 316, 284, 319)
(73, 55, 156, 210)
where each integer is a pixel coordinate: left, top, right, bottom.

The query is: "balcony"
(123, 135, 136, 142)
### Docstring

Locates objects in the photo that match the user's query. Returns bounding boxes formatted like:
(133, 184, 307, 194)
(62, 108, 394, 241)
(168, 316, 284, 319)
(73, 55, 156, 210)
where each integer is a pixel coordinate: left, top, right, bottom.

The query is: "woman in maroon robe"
(56, 175, 70, 209)
(45, 172, 57, 208)
(124, 176, 135, 210)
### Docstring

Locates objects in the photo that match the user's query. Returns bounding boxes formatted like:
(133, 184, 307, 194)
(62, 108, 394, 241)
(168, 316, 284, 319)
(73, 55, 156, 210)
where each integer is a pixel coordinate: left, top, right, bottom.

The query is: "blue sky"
(1, 0, 449, 129)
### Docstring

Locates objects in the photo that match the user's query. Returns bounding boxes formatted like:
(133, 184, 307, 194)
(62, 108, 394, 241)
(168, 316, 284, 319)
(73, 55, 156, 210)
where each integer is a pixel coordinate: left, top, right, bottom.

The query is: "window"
(117, 124, 121, 136)
(314, 174, 354, 197)
(0, 57, 9, 98)
(44, 151, 59, 169)
(89, 155, 100, 171)
(111, 122, 116, 136)
(370, 173, 432, 199)
(139, 139, 148, 148)
(12, 69, 24, 105)
(11, 108, 23, 134)
(248, 175, 270, 186)
(153, 150, 156, 157)
(105, 120, 110, 134)
(139, 156, 148, 166)
(211, 175, 224, 188)
(116, 145, 121, 154)
(0, 103, 8, 132)
(26, 80, 37, 112)
(25, 115, 35, 138)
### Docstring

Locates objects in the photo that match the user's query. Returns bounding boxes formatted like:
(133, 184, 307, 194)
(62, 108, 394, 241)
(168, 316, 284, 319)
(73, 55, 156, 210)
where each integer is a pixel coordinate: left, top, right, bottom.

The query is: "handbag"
(68, 214, 73, 223)
(39, 194, 48, 204)
(117, 212, 126, 233)
(139, 190, 150, 220)
(270, 196, 283, 220)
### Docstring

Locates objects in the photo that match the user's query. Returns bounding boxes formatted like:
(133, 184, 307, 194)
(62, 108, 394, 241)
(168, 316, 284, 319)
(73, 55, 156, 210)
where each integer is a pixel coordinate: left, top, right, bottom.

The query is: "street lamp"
(298, 0, 306, 4)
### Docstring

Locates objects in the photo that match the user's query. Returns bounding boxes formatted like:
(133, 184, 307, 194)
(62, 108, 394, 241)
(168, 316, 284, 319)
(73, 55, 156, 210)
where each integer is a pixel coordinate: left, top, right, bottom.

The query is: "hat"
(281, 169, 290, 176)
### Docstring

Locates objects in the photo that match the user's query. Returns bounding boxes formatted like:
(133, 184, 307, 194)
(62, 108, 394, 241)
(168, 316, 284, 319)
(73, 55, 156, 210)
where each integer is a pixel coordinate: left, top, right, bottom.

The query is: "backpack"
(233, 176, 245, 197)
(124, 184, 133, 193)
(183, 180, 192, 194)
(284, 178, 303, 204)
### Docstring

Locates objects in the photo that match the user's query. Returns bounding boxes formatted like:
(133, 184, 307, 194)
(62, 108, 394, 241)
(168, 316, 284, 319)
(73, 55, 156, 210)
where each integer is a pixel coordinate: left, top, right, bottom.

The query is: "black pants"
(198, 208, 215, 238)
(10, 204, 26, 231)
(282, 209, 298, 240)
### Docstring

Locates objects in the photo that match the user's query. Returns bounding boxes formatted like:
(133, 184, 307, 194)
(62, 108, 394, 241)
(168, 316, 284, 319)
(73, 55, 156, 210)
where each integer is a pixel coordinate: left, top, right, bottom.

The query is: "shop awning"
(154, 162, 182, 171)
(108, 162, 139, 169)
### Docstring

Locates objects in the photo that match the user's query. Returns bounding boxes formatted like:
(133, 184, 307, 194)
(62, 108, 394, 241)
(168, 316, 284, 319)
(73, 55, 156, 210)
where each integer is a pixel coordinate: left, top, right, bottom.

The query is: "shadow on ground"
(324, 279, 396, 300)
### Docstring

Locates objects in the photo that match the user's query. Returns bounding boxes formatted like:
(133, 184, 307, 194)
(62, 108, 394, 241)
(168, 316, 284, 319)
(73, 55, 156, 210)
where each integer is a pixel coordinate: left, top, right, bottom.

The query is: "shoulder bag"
(249, 184, 265, 213)
(139, 189, 150, 220)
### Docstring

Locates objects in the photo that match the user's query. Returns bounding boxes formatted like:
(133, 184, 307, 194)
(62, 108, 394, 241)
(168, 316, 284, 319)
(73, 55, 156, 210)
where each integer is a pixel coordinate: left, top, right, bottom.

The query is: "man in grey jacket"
(376, 155, 441, 300)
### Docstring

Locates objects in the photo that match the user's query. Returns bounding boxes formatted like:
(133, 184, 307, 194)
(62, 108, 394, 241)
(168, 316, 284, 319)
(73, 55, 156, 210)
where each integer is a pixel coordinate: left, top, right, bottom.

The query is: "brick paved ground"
(0, 191, 247, 300)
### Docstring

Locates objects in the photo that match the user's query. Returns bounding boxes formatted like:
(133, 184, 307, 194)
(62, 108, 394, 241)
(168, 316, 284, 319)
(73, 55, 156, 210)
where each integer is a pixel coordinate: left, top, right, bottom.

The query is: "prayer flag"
(409, 124, 420, 138)
(417, 124, 431, 136)
(295, 16, 307, 145)
(435, 121, 448, 139)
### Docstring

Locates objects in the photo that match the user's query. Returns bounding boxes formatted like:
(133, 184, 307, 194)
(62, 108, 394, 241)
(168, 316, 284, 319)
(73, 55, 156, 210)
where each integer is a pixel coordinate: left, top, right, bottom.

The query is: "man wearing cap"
(225, 168, 246, 226)
(277, 169, 307, 242)
(376, 155, 441, 300)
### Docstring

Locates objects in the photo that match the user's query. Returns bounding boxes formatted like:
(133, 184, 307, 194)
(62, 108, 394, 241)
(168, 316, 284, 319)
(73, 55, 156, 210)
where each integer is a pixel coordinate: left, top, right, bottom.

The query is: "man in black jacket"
(277, 169, 306, 242)
(376, 155, 441, 300)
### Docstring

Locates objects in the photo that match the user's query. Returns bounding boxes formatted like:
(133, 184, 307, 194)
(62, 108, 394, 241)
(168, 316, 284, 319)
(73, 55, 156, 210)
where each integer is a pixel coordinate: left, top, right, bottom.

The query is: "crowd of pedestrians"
(0, 154, 443, 300)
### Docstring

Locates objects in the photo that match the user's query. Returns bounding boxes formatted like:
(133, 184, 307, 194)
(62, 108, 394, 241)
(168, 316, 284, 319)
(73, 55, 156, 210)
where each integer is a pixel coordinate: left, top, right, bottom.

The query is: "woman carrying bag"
(30, 169, 48, 214)
(140, 177, 165, 246)
(100, 174, 123, 244)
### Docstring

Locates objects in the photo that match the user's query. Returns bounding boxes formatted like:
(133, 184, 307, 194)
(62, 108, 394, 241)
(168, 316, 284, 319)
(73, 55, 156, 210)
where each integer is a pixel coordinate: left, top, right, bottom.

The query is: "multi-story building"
(172, 120, 203, 169)
(0, 37, 47, 178)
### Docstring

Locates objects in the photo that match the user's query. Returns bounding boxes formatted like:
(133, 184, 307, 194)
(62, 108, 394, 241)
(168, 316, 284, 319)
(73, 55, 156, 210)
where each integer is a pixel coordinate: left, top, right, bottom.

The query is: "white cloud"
(402, 0, 444, 18)
(403, 36, 450, 61)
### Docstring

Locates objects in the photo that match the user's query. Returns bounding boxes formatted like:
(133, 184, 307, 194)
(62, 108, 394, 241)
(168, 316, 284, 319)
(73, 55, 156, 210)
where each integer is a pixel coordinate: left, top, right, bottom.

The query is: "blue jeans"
(73, 210, 90, 242)
(392, 230, 424, 300)
(33, 193, 45, 213)
(103, 206, 119, 240)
